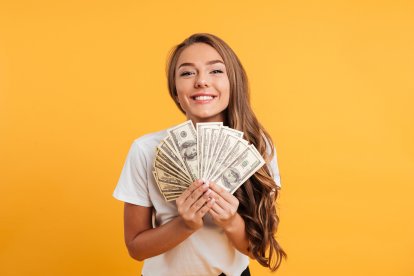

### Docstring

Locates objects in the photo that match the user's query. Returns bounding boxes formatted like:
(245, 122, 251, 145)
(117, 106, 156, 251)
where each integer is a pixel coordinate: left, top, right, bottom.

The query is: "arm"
(207, 181, 254, 258)
(124, 180, 215, 261)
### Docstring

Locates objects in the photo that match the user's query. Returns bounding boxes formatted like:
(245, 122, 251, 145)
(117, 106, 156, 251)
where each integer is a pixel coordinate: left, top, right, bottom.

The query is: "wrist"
(222, 213, 241, 233)
(176, 216, 199, 234)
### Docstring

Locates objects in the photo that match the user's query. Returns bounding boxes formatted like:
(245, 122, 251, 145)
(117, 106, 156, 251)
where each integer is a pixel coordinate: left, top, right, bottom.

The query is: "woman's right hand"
(176, 179, 215, 231)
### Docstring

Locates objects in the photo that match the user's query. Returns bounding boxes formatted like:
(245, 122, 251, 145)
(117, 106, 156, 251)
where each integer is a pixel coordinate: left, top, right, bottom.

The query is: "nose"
(195, 73, 210, 88)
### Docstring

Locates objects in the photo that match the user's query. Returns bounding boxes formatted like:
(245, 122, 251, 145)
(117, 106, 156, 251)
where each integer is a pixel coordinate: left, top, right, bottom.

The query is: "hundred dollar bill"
(154, 156, 192, 185)
(153, 166, 191, 188)
(157, 176, 185, 195)
(202, 128, 211, 179)
(206, 133, 241, 180)
(164, 136, 178, 154)
(202, 124, 222, 179)
(196, 122, 222, 179)
(158, 139, 191, 179)
(196, 124, 204, 178)
(209, 139, 249, 181)
(214, 145, 265, 194)
(163, 191, 184, 196)
(205, 127, 243, 179)
(153, 171, 186, 200)
(156, 149, 192, 182)
(164, 194, 180, 202)
(168, 120, 199, 181)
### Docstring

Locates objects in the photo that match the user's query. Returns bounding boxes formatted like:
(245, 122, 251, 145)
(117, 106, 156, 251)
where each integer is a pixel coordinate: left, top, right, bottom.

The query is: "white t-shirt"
(113, 129, 281, 276)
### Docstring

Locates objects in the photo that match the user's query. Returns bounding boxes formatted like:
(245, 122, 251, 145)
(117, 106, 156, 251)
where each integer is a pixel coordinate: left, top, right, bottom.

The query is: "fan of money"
(152, 120, 265, 202)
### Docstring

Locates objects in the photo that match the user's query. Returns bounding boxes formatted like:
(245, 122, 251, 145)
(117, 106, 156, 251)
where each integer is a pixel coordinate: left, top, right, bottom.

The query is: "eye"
(179, 71, 194, 77)
(210, 69, 224, 74)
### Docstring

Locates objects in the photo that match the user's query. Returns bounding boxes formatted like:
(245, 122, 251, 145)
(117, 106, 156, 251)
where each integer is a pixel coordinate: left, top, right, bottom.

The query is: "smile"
(192, 95, 216, 101)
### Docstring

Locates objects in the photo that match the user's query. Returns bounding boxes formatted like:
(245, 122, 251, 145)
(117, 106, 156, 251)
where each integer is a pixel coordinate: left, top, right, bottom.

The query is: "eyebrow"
(177, 60, 224, 69)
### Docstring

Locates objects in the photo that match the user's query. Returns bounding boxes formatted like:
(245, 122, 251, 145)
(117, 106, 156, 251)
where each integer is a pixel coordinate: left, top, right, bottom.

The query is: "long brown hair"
(166, 33, 287, 271)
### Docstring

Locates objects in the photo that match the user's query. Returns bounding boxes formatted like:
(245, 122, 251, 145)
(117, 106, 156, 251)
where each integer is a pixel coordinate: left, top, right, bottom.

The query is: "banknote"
(153, 166, 191, 188)
(154, 156, 191, 185)
(209, 139, 249, 181)
(153, 121, 265, 201)
(168, 120, 199, 181)
(213, 145, 265, 194)
(206, 133, 241, 180)
(197, 122, 222, 179)
(205, 127, 243, 179)
(158, 140, 191, 180)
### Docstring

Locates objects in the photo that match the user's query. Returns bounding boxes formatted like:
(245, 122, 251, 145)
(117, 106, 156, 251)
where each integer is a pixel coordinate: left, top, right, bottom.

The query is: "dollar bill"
(209, 139, 249, 181)
(156, 149, 192, 182)
(205, 127, 243, 179)
(168, 120, 199, 181)
(196, 122, 222, 180)
(214, 145, 265, 194)
(158, 139, 192, 179)
(206, 133, 241, 180)
(202, 124, 222, 179)
(154, 156, 192, 185)
(153, 166, 191, 188)
(153, 121, 267, 201)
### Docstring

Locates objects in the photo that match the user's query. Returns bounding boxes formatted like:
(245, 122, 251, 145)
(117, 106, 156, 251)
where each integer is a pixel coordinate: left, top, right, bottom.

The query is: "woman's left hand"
(207, 181, 240, 230)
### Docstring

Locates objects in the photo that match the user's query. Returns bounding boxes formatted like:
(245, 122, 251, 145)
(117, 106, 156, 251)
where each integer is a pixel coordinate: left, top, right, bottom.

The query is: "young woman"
(113, 33, 286, 276)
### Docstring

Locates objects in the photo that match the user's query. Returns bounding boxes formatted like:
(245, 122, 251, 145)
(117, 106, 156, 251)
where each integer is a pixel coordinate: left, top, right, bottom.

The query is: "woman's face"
(175, 43, 230, 123)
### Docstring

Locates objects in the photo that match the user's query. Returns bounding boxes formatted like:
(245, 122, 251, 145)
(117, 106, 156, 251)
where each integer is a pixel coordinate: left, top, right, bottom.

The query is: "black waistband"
(219, 265, 250, 276)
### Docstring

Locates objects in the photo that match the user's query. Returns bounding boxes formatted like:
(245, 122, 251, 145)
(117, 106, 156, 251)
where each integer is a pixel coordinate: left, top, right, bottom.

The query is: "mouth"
(192, 95, 215, 100)
(191, 94, 217, 103)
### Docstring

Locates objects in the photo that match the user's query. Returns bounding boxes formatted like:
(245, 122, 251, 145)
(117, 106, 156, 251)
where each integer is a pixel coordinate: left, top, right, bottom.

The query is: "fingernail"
(205, 189, 211, 196)
(205, 180, 210, 186)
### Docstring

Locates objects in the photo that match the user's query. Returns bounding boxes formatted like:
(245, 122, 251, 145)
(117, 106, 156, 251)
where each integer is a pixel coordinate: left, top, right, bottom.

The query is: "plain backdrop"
(0, 0, 413, 275)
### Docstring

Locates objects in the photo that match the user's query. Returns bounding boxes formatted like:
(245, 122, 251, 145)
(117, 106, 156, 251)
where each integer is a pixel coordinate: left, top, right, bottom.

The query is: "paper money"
(168, 121, 199, 181)
(152, 120, 265, 200)
(214, 145, 265, 193)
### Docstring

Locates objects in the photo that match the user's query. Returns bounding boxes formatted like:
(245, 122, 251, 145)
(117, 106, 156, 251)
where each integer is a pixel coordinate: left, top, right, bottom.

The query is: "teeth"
(194, 96, 214, 100)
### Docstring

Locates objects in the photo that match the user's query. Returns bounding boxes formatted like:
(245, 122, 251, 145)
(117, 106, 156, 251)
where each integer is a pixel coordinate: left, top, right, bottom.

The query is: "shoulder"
(131, 129, 168, 152)
(125, 129, 168, 167)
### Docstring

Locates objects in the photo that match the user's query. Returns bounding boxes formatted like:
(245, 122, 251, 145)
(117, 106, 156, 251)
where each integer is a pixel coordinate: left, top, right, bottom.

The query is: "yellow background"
(1, 0, 413, 275)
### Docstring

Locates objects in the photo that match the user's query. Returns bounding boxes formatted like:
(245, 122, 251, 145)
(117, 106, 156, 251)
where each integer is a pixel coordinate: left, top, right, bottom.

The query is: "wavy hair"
(166, 33, 286, 271)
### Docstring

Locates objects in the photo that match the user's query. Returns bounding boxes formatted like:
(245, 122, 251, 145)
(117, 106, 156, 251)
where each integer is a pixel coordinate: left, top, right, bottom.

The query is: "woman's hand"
(176, 179, 216, 231)
(207, 181, 240, 231)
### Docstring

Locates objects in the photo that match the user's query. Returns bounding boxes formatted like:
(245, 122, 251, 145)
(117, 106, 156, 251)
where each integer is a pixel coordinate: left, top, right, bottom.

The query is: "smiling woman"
(113, 33, 286, 276)
(174, 43, 230, 123)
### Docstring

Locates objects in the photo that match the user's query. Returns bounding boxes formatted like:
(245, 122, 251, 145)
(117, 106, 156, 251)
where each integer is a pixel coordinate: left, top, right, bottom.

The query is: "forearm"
(223, 213, 253, 258)
(127, 216, 194, 261)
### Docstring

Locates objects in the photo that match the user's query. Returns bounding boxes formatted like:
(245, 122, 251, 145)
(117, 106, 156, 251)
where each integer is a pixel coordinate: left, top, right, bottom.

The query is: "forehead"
(177, 43, 223, 65)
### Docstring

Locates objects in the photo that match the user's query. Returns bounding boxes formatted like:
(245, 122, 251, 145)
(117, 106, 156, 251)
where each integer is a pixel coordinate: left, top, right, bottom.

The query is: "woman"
(113, 33, 286, 276)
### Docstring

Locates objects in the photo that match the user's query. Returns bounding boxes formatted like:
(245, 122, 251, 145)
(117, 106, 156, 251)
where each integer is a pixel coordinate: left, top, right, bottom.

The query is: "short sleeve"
(112, 140, 153, 207)
(264, 136, 282, 189)
(269, 147, 282, 188)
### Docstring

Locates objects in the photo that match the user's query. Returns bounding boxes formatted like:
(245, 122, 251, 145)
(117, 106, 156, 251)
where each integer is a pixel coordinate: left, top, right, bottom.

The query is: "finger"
(210, 199, 225, 214)
(177, 179, 204, 205)
(209, 190, 231, 210)
(208, 181, 234, 202)
(209, 182, 239, 206)
(196, 198, 215, 218)
(208, 206, 221, 220)
(181, 181, 210, 211)
(189, 189, 212, 213)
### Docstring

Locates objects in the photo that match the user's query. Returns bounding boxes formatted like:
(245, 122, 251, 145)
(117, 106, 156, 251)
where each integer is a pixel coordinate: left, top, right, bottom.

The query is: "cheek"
(219, 79, 230, 101)
(175, 79, 192, 95)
